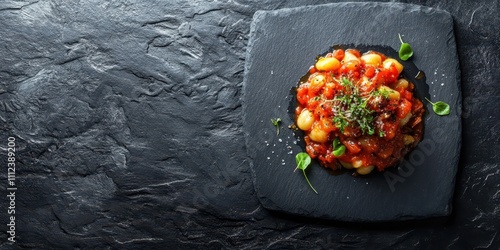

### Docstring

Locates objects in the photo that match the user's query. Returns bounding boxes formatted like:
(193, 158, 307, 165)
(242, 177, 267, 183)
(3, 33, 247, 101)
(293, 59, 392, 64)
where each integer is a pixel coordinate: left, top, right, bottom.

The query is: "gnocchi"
(378, 86, 400, 101)
(309, 126, 328, 143)
(361, 53, 382, 67)
(315, 57, 341, 71)
(356, 165, 375, 175)
(295, 48, 425, 175)
(297, 109, 314, 131)
(383, 58, 404, 74)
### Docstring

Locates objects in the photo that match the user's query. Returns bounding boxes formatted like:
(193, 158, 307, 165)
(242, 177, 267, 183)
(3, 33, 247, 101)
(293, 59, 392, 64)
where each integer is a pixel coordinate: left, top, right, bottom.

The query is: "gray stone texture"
(0, 0, 498, 249)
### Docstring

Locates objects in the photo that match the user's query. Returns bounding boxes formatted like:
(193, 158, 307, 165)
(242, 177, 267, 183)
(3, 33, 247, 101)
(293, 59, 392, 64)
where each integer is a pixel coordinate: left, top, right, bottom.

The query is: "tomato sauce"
(295, 48, 424, 175)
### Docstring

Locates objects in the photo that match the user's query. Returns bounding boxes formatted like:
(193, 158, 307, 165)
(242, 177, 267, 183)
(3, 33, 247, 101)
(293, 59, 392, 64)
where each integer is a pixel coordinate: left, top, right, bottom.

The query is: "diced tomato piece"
(307, 97, 320, 111)
(337, 65, 345, 75)
(305, 144, 318, 159)
(306, 142, 328, 158)
(333, 49, 345, 61)
(342, 138, 362, 154)
(313, 104, 322, 118)
(319, 118, 336, 133)
(360, 77, 377, 93)
(383, 121, 398, 140)
(359, 136, 380, 153)
(364, 66, 375, 78)
(386, 99, 399, 111)
(397, 98, 412, 119)
(323, 152, 336, 164)
(371, 70, 384, 87)
(296, 86, 309, 106)
(377, 146, 394, 159)
(308, 88, 319, 97)
(412, 99, 424, 113)
(385, 65, 399, 83)
(323, 82, 336, 99)
(402, 90, 412, 100)
(295, 106, 303, 116)
(308, 66, 316, 74)
(319, 102, 333, 117)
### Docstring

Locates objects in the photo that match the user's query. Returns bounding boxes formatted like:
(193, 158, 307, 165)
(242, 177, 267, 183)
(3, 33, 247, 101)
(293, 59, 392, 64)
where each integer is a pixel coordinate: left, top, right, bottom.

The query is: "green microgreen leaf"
(295, 152, 318, 194)
(425, 98, 450, 116)
(332, 138, 346, 157)
(271, 118, 282, 135)
(295, 152, 311, 171)
(398, 33, 413, 61)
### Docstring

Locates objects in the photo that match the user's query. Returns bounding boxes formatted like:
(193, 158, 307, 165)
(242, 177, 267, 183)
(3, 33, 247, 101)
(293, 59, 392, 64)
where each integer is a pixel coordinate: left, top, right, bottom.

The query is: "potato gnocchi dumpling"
(295, 48, 425, 175)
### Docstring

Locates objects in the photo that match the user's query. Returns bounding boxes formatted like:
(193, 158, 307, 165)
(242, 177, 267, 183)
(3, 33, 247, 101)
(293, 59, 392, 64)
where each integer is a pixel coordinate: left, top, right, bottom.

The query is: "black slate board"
(242, 2, 461, 222)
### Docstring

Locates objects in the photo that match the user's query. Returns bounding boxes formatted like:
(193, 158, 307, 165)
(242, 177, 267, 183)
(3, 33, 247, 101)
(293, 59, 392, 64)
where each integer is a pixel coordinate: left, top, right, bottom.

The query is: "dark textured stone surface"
(243, 2, 461, 222)
(0, 0, 498, 248)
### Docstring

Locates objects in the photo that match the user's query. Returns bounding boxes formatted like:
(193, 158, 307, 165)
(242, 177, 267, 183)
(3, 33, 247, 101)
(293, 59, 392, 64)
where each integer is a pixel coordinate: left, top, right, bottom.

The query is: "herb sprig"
(295, 152, 318, 194)
(271, 118, 282, 135)
(398, 33, 413, 61)
(425, 98, 450, 116)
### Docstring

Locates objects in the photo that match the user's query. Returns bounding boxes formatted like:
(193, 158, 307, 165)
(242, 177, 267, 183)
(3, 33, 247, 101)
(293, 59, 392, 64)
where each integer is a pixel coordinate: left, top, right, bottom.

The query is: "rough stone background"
(0, 0, 498, 249)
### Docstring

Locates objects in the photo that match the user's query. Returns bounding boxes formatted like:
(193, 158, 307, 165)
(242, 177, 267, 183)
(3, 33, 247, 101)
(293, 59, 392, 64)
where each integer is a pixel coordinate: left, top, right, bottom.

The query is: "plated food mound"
(295, 48, 425, 175)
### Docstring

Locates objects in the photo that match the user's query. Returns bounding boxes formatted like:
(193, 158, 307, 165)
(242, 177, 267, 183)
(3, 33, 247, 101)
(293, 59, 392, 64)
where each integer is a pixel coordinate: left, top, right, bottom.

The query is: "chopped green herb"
(271, 118, 282, 135)
(425, 98, 450, 116)
(379, 130, 386, 137)
(332, 77, 376, 135)
(341, 77, 353, 87)
(333, 116, 348, 133)
(295, 152, 318, 194)
(375, 88, 390, 99)
(332, 138, 346, 157)
(398, 33, 413, 61)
